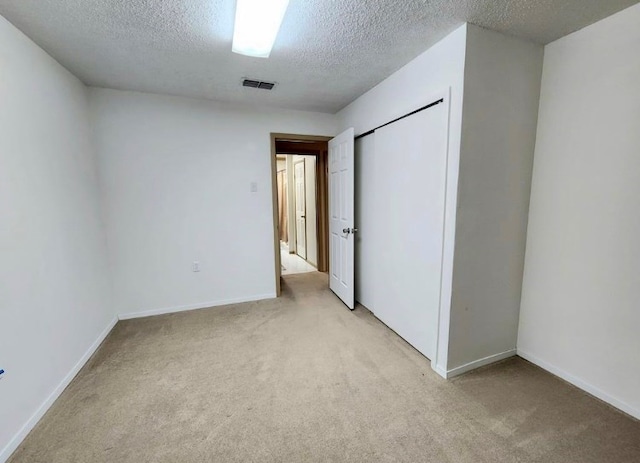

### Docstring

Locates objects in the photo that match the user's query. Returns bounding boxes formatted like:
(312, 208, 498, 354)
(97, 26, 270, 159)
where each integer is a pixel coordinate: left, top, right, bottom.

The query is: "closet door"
(373, 103, 448, 360)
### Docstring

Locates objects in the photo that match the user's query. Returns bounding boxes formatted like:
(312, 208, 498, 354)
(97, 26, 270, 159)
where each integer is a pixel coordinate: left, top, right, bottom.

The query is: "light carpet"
(9, 272, 640, 462)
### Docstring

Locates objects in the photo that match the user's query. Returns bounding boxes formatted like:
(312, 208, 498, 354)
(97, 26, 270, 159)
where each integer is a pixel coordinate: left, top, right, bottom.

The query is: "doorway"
(271, 134, 331, 295)
(276, 153, 317, 275)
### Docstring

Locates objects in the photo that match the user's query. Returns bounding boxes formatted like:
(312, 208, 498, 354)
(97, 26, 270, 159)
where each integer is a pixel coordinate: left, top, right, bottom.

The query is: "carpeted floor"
(9, 272, 640, 462)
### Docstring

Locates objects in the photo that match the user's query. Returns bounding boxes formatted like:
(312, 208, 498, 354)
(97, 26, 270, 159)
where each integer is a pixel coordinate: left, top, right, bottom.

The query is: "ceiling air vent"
(242, 78, 276, 90)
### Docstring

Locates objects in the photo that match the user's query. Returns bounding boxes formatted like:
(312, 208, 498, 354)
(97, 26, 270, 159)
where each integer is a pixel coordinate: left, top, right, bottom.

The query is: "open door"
(329, 128, 355, 309)
(294, 160, 307, 260)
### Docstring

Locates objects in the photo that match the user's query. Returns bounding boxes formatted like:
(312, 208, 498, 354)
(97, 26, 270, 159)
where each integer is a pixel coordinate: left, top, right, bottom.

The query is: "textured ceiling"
(0, 0, 638, 113)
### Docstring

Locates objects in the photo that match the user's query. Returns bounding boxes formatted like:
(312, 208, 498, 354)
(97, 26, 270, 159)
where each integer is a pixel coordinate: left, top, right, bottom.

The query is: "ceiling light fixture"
(232, 0, 290, 58)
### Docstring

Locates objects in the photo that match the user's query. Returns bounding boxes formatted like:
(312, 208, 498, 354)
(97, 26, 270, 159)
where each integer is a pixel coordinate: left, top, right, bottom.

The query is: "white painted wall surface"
(0, 16, 114, 461)
(90, 88, 336, 317)
(339, 25, 467, 373)
(518, 3, 640, 419)
(338, 25, 466, 139)
(446, 25, 543, 373)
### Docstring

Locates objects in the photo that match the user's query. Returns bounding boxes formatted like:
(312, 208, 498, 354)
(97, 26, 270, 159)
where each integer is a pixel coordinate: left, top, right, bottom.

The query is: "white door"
(372, 103, 448, 360)
(294, 160, 307, 260)
(329, 128, 355, 309)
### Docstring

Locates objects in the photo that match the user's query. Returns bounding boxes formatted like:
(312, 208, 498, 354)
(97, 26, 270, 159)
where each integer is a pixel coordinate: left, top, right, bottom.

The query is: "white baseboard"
(118, 293, 277, 320)
(517, 349, 640, 420)
(445, 349, 517, 379)
(431, 362, 448, 379)
(0, 317, 118, 463)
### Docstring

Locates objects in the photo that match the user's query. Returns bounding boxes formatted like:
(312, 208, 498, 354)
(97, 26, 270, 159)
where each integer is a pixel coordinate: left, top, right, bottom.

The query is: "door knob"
(342, 228, 358, 234)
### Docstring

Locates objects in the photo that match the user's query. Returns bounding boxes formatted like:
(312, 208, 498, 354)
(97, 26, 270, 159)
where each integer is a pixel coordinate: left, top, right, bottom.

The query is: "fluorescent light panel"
(232, 0, 290, 58)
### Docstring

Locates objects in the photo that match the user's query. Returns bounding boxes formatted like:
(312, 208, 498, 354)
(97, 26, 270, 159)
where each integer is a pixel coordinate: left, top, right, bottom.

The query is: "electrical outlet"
(192, 261, 200, 272)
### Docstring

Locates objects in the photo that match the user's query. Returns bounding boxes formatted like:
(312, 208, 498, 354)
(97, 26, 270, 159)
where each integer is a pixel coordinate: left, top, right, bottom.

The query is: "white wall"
(518, 3, 640, 419)
(90, 88, 336, 318)
(0, 16, 114, 461)
(340, 24, 468, 374)
(446, 25, 543, 373)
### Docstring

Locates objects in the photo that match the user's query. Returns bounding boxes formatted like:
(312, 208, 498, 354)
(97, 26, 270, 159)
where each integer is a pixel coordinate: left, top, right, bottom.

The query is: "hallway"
(280, 242, 316, 275)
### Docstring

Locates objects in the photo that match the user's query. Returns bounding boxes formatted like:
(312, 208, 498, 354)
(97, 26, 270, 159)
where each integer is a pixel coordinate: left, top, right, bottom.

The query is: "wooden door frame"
(270, 133, 332, 296)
